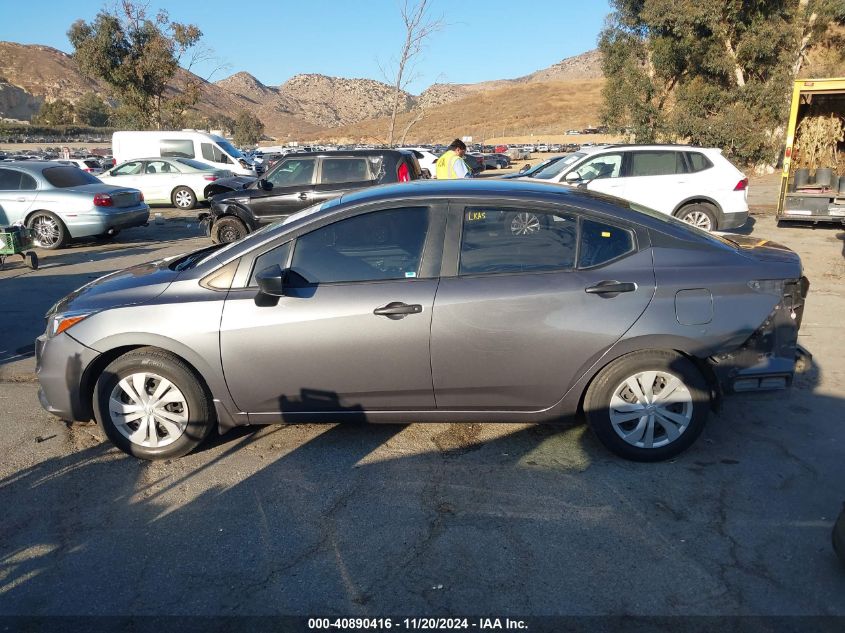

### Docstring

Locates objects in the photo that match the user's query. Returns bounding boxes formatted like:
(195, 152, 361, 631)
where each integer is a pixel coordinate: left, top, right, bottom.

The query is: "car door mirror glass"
(255, 264, 287, 296)
(259, 179, 273, 191)
(564, 171, 580, 182)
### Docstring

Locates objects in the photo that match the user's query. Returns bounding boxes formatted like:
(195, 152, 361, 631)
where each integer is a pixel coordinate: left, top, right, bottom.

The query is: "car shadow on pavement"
(1, 368, 843, 616)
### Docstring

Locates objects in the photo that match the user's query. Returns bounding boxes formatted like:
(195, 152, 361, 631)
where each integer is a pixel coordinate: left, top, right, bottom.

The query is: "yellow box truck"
(777, 77, 845, 225)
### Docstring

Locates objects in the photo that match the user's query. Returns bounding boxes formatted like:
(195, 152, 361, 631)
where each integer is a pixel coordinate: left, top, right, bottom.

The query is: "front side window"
(250, 241, 292, 286)
(160, 139, 195, 159)
(630, 151, 687, 177)
(460, 208, 577, 275)
(320, 158, 372, 184)
(113, 161, 143, 176)
(571, 153, 623, 180)
(267, 159, 315, 187)
(289, 207, 429, 284)
(578, 219, 635, 268)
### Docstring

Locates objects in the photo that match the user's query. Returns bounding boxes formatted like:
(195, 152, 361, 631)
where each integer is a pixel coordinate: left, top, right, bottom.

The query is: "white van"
(112, 131, 256, 176)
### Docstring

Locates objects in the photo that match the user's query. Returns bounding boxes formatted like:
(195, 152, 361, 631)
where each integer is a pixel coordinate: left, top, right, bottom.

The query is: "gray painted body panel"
(221, 280, 438, 416)
(34, 179, 807, 436)
(430, 248, 656, 409)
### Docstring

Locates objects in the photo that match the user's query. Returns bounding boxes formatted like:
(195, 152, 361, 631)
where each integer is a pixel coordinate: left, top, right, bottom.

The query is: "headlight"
(46, 311, 95, 338)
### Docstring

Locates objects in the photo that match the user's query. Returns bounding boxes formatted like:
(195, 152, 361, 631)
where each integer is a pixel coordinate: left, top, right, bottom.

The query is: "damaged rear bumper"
(709, 276, 810, 393)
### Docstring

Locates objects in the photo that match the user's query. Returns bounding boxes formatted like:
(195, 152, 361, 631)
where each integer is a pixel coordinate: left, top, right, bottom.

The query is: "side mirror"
(255, 264, 286, 297)
(564, 171, 581, 183)
(519, 164, 531, 173)
(259, 178, 273, 191)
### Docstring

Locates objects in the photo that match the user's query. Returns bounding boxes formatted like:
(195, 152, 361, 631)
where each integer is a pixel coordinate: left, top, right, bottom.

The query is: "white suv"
(526, 144, 749, 231)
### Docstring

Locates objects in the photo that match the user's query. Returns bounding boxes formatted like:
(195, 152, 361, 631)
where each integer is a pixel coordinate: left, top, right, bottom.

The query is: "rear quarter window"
(686, 152, 714, 172)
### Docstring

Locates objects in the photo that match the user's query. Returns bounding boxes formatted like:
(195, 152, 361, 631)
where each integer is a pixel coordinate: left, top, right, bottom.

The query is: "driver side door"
(249, 157, 317, 223)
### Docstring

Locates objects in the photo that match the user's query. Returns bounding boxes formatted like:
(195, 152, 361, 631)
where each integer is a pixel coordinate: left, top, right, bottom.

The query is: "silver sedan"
(0, 161, 149, 249)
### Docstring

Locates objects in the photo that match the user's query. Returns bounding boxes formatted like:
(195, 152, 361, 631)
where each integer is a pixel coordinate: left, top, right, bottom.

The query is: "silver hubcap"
(33, 216, 59, 247)
(609, 371, 693, 449)
(174, 190, 193, 207)
(109, 372, 189, 448)
(682, 211, 712, 231)
(510, 212, 540, 235)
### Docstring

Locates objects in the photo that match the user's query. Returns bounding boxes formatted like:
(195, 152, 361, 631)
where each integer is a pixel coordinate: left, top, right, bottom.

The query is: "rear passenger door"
(430, 203, 655, 409)
(313, 156, 379, 203)
(619, 151, 689, 215)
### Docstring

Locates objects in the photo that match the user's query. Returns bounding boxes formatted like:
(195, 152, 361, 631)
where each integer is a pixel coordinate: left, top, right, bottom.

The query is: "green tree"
(67, 1, 203, 129)
(74, 92, 111, 126)
(32, 99, 75, 125)
(232, 111, 264, 146)
(599, 0, 845, 164)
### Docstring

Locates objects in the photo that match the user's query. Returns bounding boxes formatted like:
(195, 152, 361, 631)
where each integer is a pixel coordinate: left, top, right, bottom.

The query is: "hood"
(50, 259, 179, 315)
(717, 234, 802, 265)
(210, 175, 257, 195)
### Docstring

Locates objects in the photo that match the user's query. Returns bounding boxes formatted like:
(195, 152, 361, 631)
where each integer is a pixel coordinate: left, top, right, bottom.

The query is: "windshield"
(532, 152, 585, 180)
(216, 140, 243, 159)
(43, 166, 101, 187)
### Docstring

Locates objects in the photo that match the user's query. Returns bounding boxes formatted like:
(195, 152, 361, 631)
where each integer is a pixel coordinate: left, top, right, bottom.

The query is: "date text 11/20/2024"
(308, 618, 529, 630)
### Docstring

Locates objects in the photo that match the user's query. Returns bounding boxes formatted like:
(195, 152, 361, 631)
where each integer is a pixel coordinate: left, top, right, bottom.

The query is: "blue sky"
(0, 0, 610, 94)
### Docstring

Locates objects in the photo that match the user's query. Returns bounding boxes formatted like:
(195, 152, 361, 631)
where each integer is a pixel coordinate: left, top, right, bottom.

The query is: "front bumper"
(66, 205, 150, 238)
(35, 331, 100, 421)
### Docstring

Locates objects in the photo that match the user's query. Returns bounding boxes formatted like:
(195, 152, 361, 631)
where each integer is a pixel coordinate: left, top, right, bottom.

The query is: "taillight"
(734, 178, 748, 191)
(83, 168, 92, 173)
(397, 162, 410, 182)
(139, 192, 144, 202)
(93, 193, 113, 207)
(204, 175, 219, 181)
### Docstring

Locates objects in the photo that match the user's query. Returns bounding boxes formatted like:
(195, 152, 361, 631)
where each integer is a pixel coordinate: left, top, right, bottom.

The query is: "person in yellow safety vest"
(435, 139, 472, 179)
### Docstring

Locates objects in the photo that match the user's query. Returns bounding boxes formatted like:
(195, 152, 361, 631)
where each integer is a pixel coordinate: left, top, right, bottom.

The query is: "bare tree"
(383, 0, 444, 146)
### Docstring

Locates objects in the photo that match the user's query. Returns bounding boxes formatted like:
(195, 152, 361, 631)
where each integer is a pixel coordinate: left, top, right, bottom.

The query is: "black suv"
(204, 149, 424, 243)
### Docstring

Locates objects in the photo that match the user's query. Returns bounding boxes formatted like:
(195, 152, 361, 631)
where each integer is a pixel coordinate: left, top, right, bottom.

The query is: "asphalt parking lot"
(1, 179, 844, 618)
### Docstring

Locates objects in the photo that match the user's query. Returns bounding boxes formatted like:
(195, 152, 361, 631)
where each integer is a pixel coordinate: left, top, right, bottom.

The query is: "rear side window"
(460, 208, 577, 275)
(320, 158, 373, 184)
(0, 169, 36, 190)
(160, 139, 195, 159)
(290, 207, 429, 284)
(630, 151, 687, 176)
(578, 219, 635, 268)
(686, 152, 713, 173)
(42, 166, 100, 188)
(83, 160, 101, 169)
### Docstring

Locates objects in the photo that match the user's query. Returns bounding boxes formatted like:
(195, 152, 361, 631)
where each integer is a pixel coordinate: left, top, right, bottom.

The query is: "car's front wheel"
(211, 216, 248, 244)
(93, 348, 214, 460)
(584, 350, 710, 461)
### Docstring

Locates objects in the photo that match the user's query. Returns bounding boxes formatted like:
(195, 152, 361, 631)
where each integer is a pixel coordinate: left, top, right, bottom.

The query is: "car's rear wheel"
(172, 186, 197, 210)
(93, 348, 214, 460)
(211, 216, 248, 244)
(677, 203, 717, 231)
(584, 350, 710, 461)
(28, 211, 68, 250)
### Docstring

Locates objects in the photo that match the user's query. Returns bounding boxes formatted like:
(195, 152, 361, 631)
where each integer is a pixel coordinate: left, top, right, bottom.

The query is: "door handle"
(298, 192, 309, 200)
(373, 301, 423, 319)
(585, 281, 637, 295)
(16, 197, 26, 202)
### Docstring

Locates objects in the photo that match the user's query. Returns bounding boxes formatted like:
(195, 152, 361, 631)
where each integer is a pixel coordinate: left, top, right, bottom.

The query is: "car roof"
(584, 144, 718, 153)
(272, 149, 410, 158)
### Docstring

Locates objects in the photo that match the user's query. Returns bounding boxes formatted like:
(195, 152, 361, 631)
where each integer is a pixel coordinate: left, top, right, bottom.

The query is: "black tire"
(677, 203, 717, 232)
(93, 348, 215, 460)
(834, 504, 845, 567)
(172, 186, 197, 210)
(27, 211, 68, 250)
(583, 350, 710, 462)
(211, 216, 248, 244)
(95, 229, 120, 241)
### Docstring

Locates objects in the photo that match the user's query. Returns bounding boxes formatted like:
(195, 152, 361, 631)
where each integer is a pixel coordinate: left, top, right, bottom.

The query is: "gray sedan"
(35, 179, 808, 461)
(0, 161, 149, 249)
